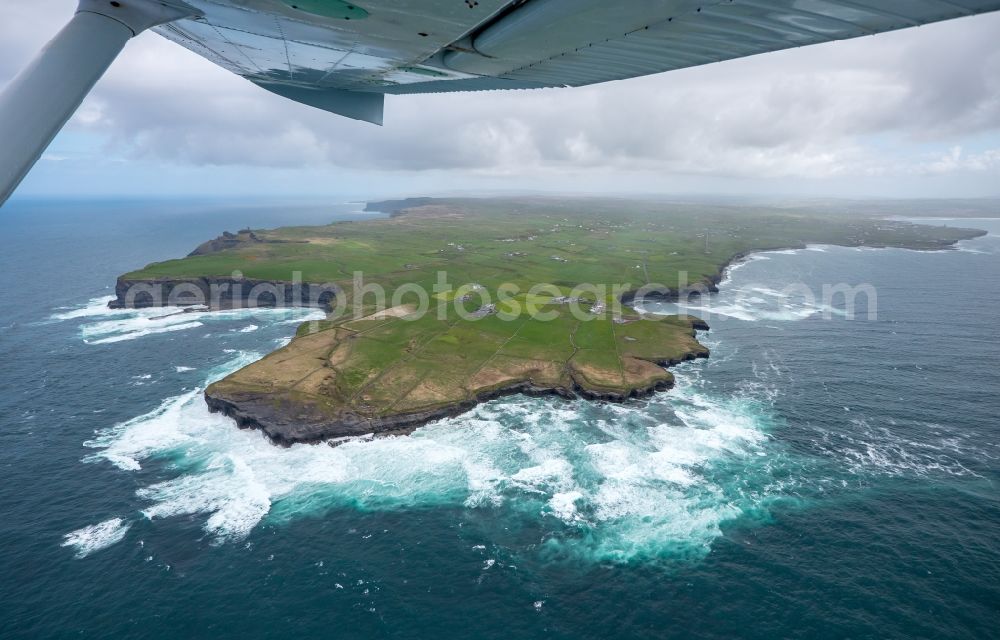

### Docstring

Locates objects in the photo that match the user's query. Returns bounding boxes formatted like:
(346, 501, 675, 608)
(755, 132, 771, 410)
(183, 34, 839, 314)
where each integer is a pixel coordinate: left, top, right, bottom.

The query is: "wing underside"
(154, 0, 1000, 123)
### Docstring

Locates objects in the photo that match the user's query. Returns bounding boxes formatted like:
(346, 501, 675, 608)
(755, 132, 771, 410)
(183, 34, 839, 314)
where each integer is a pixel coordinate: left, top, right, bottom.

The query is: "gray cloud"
(3, 1, 1000, 185)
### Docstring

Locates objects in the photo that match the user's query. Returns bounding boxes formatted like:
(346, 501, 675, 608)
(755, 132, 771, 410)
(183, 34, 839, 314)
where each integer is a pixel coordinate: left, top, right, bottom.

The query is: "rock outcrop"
(188, 230, 264, 256)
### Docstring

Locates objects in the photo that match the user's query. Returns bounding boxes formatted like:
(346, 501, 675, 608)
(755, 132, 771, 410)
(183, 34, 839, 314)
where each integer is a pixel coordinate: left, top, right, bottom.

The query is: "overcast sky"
(3, 1, 1000, 200)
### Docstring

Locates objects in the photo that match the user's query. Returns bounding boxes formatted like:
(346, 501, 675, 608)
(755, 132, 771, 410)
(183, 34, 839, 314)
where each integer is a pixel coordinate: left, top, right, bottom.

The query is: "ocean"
(0, 200, 997, 639)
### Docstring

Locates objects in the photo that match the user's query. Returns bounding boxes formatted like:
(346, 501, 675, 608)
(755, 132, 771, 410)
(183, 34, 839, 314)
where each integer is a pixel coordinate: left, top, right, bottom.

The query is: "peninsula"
(111, 197, 986, 445)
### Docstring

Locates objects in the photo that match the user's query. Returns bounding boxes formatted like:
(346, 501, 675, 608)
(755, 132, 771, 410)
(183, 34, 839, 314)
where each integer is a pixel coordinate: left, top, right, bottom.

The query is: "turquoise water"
(1, 201, 997, 638)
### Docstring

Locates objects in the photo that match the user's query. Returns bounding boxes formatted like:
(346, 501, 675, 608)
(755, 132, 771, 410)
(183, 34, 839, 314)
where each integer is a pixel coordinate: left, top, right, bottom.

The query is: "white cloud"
(914, 146, 1000, 174)
(3, 0, 1000, 196)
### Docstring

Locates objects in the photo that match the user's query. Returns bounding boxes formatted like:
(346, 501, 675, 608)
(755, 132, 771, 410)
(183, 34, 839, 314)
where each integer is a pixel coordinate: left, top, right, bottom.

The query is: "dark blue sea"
(1, 200, 998, 639)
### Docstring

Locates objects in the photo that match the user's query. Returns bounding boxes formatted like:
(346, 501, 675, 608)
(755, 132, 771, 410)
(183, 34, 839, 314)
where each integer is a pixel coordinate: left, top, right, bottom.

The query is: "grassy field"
(122, 197, 983, 441)
(126, 197, 978, 297)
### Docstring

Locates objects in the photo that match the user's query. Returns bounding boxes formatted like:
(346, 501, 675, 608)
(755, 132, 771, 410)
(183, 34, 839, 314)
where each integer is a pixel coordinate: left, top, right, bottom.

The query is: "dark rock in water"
(689, 316, 710, 331)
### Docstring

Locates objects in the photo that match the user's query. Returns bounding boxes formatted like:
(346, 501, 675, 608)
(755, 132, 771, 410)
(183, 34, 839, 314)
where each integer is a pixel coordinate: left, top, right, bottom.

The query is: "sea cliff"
(203, 316, 710, 446)
(108, 197, 989, 446)
(108, 275, 339, 310)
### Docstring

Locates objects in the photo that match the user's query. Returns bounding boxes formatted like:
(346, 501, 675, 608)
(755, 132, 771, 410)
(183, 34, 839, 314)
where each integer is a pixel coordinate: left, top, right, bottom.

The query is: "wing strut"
(0, 0, 197, 207)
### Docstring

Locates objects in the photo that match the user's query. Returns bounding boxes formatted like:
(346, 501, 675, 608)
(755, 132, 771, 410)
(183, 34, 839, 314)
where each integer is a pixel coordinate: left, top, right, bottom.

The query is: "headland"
(110, 197, 986, 444)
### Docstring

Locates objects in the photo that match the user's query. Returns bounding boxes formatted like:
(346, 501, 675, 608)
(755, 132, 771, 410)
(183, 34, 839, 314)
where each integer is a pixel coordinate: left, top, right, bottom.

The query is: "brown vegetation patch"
(468, 356, 565, 391)
(569, 359, 625, 390)
(621, 357, 672, 388)
(359, 304, 418, 321)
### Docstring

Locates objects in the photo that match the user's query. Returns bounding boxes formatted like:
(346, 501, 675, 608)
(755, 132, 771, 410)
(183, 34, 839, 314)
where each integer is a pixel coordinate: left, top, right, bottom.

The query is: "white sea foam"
(61, 518, 131, 558)
(86, 321, 205, 344)
(666, 297, 836, 323)
(176, 366, 196, 373)
(549, 491, 584, 521)
(48, 296, 118, 321)
(78, 271, 931, 562)
(139, 454, 273, 542)
(279, 310, 327, 325)
(84, 341, 779, 561)
(70, 237, 998, 562)
(817, 418, 985, 479)
(49, 300, 326, 345)
(643, 274, 844, 322)
(85, 390, 201, 470)
(723, 255, 769, 279)
(955, 243, 993, 255)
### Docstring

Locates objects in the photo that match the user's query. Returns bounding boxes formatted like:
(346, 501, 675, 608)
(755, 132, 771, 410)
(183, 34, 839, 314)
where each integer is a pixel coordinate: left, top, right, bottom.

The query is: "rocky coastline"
(99, 243, 784, 448)
(108, 271, 712, 446)
(107, 275, 339, 311)
(108, 199, 988, 447)
(204, 346, 710, 447)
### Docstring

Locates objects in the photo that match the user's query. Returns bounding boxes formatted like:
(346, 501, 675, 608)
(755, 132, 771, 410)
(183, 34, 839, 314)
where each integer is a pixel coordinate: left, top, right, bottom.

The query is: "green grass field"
(121, 197, 983, 441)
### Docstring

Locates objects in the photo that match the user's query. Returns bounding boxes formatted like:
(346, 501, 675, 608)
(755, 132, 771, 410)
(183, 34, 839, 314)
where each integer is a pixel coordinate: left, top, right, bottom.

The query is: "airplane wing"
(154, 0, 1000, 125)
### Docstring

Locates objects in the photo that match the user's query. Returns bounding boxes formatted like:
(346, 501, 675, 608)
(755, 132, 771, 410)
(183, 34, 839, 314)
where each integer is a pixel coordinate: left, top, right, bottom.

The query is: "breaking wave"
(72, 298, 796, 563)
(70, 239, 996, 562)
(640, 245, 858, 323)
(84, 364, 787, 561)
(644, 283, 842, 323)
(68, 338, 996, 562)
(48, 297, 325, 345)
(61, 518, 131, 559)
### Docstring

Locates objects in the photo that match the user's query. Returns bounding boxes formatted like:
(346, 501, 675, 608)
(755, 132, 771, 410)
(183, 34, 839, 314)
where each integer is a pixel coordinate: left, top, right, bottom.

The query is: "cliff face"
(202, 315, 711, 447)
(205, 351, 710, 447)
(105, 196, 993, 449)
(108, 276, 339, 310)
